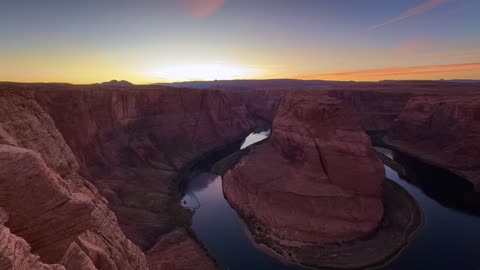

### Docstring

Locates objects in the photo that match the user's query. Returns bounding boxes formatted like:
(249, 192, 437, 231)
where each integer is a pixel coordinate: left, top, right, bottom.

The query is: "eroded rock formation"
(223, 95, 385, 245)
(146, 229, 216, 270)
(0, 89, 147, 269)
(0, 208, 65, 270)
(385, 95, 480, 190)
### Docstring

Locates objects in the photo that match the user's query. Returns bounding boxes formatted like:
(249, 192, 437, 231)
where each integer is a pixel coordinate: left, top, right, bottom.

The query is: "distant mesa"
(156, 79, 339, 90)
(99, 80, 134, 87)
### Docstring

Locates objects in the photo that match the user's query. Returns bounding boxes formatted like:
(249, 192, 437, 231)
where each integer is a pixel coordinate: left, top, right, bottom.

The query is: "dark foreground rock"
(0, 89, 147, 269)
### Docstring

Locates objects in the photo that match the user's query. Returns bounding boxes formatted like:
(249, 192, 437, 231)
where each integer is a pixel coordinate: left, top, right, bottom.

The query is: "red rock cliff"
(33, 86, 253, 250)
(0, 83, 254, 270)
(385, 95, 480, 190)
(0, 88, 148, 269)
(223, 94, 385, 246)
(237, 88, 413, 132)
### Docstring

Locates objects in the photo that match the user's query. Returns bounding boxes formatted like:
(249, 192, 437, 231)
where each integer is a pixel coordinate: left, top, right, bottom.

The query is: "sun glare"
(148, 63, 258, 82)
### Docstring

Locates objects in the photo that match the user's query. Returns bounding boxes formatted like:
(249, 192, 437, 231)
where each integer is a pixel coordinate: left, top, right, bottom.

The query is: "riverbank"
(222, 177, 423, 270)
(208, 132, 423, 269)
(147, 131, 256, 270)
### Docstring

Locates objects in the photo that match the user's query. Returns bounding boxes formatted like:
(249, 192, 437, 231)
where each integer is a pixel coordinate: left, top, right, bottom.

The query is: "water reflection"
(241, 129, 271, 149)
(182, 172, 219, 211)
(376, 147, 480, 217)
(181, 172, 303, 270)
(377, 147, 480, 270)
(181, 144, 480, 270)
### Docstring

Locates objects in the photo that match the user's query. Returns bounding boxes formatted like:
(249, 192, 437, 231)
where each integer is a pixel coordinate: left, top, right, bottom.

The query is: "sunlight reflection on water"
(240, 129, 271, 149)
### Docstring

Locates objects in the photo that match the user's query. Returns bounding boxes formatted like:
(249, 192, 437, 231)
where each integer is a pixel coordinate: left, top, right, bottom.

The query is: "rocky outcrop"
(223, 95, 385, 245)
(146, 229, 217, 270)
(0, 89, 147, 269)
(385, 95, 480, 190)
(0, 208, 65, 270)
(0, 83, 254, 269)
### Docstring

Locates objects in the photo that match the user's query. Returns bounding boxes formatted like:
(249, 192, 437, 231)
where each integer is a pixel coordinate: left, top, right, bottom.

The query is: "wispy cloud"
(370, 0, 448, 30)
(301, 63, 480, 80)
(183, 0, 225, 18)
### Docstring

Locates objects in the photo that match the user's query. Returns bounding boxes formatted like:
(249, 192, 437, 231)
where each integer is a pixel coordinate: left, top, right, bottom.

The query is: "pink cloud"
(301, 63, 480, 80)
(371, 0, 448, 29)
(183, 0, 225, 18)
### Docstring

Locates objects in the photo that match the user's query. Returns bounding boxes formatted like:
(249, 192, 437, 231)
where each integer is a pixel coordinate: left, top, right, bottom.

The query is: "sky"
(1, 0, 480, 83)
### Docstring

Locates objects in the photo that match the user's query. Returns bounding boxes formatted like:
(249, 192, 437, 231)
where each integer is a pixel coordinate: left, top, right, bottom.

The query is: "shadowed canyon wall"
(0, 83, 254, 270)
(0, 88, 148, 270)
(385, 95, 480, 191)
(235, 81, 480, 132)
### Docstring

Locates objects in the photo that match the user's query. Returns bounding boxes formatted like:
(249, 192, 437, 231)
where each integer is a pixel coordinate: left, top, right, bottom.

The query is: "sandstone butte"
(385, 95, 480, 191)
(223, 95, 385, 246)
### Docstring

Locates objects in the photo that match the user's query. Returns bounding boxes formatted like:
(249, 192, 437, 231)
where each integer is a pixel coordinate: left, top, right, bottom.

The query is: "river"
(181, 132, 480, 270)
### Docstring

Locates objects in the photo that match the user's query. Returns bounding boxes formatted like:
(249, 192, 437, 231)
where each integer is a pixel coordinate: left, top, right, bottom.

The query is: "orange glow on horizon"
(299, 63, 480, 81)
(146, 63, 260, 82)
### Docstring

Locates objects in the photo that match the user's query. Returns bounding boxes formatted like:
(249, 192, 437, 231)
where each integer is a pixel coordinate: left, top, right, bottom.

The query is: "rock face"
(33, 86, 253, 251)
(0, 208, 65, 270)
(0, 89, 147, 269)
(385, 95, 480, 190)
(235, 89, 285, 125)
(237, 88, 414, 133)
(327, 89, 415, 132)
(223, 95, 385, 246)
(146, 229, 216, 270)
(0, 84, 253, 269)
(237, 82, 480, 134)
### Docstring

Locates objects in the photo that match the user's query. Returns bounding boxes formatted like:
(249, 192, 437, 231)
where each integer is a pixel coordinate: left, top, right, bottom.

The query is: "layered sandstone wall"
(237, 82, 480, 133)
(0, 208, 66, 270)
(0, 89, 148, 269)
(237, 88, 414, 132)
(32, 85, 253, 252)
(0, 83, 254, 270)
(385, 95, 480, 190)
(34, 86, 253, 175)
(327, 89, 415, 131)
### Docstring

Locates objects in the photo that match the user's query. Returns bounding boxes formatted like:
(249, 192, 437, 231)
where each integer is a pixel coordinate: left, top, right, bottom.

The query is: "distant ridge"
(98, 80, 134, 86)
(380, 79, 480, 84)
(154, 79, 346, 90)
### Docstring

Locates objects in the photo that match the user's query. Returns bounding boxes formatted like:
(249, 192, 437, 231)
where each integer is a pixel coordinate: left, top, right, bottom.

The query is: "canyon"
(0, 80, 479, 269)
(221, 94, 421, 268)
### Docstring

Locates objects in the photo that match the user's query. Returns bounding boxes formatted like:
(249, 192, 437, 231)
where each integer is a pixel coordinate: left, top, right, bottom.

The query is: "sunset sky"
(1, 0, 480, 83)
